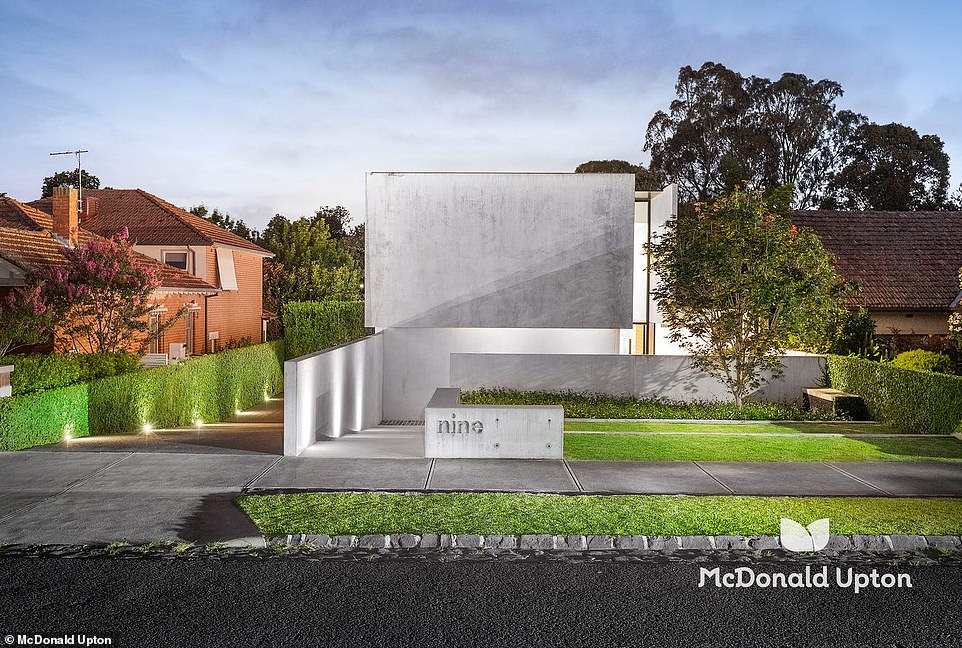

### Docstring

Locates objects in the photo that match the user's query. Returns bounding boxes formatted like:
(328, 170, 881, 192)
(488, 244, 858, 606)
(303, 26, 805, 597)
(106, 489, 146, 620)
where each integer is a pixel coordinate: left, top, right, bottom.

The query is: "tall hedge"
(88, 340, 285, 433)
(5, 351, 141, 395)
(0, 384, 89, 451)
(826, 354, 962, 434)
(283, 300, 370, 358)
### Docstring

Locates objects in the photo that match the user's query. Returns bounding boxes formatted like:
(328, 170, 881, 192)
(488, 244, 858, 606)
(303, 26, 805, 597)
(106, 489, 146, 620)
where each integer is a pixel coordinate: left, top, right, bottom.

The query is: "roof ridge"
(135, 188, 215, 245)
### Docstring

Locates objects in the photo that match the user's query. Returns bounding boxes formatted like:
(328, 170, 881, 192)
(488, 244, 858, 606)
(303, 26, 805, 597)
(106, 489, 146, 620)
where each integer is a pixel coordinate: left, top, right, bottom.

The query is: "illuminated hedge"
(282, 300, 370, 358)
(6, 351, 141, 395)
(0, 384, 89, 451)
(88, 340, 285, 433)
(826, 354, 962, 434)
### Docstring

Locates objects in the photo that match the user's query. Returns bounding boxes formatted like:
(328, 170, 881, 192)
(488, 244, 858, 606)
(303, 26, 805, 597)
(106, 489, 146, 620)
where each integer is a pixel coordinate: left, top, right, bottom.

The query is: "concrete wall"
(382, 327, 621, 419)
(871, 310, 951, 336)
(284, 334, 383, 456)
(450, 353, 826, 404)
(365, 173, 635, 329)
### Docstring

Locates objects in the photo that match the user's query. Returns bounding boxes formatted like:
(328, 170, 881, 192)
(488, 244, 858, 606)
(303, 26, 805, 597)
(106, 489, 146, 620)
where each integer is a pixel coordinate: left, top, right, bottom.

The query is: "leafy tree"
(575, 160, 663, 191)
(41, 170, 101, 198)
(949, 268, 962, 349)
(824, 122, 952, 210)
(315, 205, 353, 240)
(190, 205, 260, 243)
(31, 230, 184, 353)
(0, 285, 57, 358)
(649, 185, 846, 407)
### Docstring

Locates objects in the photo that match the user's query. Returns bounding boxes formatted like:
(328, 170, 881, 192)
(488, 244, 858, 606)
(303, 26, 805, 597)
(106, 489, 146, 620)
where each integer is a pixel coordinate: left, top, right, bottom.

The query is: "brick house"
(29, 187, 274, 356)
(1, 188, 218, 355)
(793, 210, 962, 336)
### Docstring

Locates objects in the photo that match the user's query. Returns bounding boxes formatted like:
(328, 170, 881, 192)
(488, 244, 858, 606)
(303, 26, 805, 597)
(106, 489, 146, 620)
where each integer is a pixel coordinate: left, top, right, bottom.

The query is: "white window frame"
(163, 250, 191, 273)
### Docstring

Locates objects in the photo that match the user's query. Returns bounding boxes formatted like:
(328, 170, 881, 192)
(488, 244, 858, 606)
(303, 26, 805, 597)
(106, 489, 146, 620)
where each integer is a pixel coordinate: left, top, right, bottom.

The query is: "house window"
(148, 313, 160, 354)
(164, 251, 189, 271)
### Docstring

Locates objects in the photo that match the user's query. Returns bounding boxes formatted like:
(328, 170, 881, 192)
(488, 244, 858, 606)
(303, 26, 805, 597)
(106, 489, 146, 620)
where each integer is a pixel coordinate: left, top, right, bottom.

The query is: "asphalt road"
(0, 557, 959, 647)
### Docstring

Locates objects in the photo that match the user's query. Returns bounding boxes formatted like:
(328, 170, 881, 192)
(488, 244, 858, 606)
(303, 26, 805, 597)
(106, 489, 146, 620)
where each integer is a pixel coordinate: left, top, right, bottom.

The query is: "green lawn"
(236, 492, 962, 536)
(563, 433, 962, 462)
(565, 421, 899, 434)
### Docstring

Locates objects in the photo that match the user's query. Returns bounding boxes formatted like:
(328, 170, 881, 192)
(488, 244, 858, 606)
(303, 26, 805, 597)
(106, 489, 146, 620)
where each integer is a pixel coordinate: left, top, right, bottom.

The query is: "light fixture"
(195, 419, 204, 427)
(142, 423, 153, 434)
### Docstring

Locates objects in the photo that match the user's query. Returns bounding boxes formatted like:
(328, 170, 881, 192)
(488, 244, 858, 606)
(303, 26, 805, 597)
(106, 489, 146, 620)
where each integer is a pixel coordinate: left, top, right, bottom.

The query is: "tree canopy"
(41, 169, 101, 198)
(190, 205, 260, 242)
(649, 185, 847, 406)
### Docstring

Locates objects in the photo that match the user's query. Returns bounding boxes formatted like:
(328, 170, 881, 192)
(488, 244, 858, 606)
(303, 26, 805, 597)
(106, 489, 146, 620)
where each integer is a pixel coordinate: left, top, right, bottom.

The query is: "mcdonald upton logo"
(697, 517, 914, 594)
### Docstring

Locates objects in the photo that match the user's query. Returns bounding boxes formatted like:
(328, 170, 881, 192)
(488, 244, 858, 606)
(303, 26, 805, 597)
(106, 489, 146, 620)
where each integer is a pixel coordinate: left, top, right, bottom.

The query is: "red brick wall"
(205, 248, 264, 349)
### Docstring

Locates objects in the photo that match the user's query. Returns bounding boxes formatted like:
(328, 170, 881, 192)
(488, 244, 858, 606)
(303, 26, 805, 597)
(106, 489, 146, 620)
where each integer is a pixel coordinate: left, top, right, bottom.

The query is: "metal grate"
(380, 420, 425, 426)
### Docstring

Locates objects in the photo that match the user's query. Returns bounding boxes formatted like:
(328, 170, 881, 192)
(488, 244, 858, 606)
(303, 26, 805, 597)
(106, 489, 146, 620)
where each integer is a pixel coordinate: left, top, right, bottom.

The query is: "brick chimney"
(83, 196, 100, 222)
(52, 186, 79, 247)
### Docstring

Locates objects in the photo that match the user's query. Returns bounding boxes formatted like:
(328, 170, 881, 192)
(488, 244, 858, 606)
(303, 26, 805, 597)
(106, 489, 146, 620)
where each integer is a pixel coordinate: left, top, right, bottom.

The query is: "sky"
(2, 0, 961, 230)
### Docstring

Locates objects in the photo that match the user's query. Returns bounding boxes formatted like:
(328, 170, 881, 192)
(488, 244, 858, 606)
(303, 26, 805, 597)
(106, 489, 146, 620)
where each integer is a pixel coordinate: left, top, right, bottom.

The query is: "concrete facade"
(365, 173, 635, 329)
(284, 335, 383, 456)
(450, 353, 827, 404)
(424, 388, 563, 459)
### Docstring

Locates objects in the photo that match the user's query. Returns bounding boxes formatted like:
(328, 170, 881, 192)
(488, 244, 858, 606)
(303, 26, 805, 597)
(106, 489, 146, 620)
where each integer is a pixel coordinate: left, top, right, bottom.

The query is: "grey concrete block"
(713, 535, 750, 550)
(679, 536, 714, 550)
(925, 536, 962, 550)
(332, 535, 357, 548)
(614, 535, 647, 550)
(853, 535, 892, 551)
(888, 535, 928, 551)
(358, 534, 388, 549)
(824, 535, 854, 551)
(555, 535, 587, 551)
(520, 535, 555, 550)
(455, 534, 483, 548)
(439, 534, 457, 548)
(303, 534, 333, 548)
(390, 533, 421, 549)
(484, 535, 518, 549)
(646, 536, 682, 551)
(586, 535, 614, 550)
(747, 536, 781, 551)
(420, 533, 441, 548)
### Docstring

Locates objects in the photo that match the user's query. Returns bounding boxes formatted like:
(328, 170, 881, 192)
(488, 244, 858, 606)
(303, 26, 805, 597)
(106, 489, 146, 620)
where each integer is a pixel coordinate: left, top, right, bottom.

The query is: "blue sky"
(2, 0, 961, 229)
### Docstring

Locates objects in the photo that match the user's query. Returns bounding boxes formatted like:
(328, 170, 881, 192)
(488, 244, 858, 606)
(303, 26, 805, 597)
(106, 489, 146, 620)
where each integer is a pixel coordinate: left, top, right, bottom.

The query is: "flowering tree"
(0, 284, 57, 359)
(650, 185, 846, 407)
(33, 230, 183, 353)
(949, 267, 962, 348)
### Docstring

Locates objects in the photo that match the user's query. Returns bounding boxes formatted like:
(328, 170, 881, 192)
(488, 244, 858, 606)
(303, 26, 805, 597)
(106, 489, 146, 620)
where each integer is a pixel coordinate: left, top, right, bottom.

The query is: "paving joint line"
(423, 458, 436, 489)
(561, 460, 585, 492)
(692, 461, 735, 495)
(243, 455, 284, 490)
(0, 453, 134, 524)
(823, 462, 893, 496)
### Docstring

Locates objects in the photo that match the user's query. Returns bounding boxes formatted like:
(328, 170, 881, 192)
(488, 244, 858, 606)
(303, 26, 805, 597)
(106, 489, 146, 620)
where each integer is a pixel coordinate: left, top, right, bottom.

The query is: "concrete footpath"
(0, 450, 961, 545)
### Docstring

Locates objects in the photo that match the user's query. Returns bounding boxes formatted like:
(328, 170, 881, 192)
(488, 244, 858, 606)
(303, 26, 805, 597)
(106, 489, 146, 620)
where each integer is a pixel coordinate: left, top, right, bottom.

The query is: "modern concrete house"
(29, 188, 274, 356)
(793, 210, 962, 336)
(284, 173, 823, 456)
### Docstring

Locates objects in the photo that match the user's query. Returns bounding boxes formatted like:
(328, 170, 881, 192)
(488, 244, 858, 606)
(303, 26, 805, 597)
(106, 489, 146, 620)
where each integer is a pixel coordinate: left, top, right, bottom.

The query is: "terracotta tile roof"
(0, 197, 216, 294)
(793, 210, 962, 311)
(31, 189, 272, 255)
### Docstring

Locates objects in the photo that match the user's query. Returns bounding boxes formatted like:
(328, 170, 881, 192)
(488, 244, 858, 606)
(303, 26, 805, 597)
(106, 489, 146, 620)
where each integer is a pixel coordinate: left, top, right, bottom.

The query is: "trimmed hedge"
(283, 300, 370, 359)
(5, 351, 141, 395)
(0, 384, 89, 451)
(826, 354, 962, 434)
(891, 349, 956, 375)
(88, 340, 285, 434)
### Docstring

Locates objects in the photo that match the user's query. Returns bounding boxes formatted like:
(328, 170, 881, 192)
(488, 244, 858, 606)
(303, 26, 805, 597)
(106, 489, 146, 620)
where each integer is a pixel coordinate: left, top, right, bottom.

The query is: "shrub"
(6, 351, 141, 395)
(282, 301, 370, 358)
(88, 340, 284, 433)
(460, 389, 835, 421)
(0, 384, 88, 451)
(891, 350, 956, 375)
(826, 354, 962, 434)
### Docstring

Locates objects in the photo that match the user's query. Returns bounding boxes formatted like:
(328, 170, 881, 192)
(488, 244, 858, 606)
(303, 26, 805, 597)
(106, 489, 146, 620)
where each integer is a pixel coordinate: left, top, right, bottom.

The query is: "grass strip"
(563, 433, 962, 462)
(564, 421, 900, 434)
(236, 493, 962, 537)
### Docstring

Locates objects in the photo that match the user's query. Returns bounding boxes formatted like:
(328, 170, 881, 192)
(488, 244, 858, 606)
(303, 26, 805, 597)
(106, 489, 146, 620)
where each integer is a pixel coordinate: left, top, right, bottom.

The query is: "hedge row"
(826, 354, 962, 434)
(4, 352, 141, 395)
(0, 384, 89, 451)
(282, 300, 371, 359)
(88, 340, 285, 434)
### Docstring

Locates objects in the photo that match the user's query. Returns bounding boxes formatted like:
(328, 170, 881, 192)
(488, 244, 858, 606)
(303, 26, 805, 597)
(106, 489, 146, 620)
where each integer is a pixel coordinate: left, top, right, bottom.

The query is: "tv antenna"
(49, 149, 89, 212)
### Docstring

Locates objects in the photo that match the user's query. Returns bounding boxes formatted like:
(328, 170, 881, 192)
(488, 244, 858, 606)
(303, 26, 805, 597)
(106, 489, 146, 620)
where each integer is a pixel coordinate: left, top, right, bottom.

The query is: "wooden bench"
(804, 388, 868, 420)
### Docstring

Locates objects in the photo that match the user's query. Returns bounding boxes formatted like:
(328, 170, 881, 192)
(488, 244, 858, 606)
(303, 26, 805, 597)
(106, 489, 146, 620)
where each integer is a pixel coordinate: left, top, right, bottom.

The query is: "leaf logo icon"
(780, 517, 830, 552)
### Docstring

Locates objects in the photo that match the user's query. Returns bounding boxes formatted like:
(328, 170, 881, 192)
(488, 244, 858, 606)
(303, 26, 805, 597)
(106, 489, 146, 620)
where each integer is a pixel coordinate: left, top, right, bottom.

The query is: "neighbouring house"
(29, 187, 274, 355)
(0, 187, 217, 356)
(793, 210, 962, 336)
